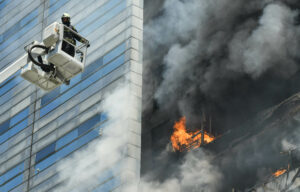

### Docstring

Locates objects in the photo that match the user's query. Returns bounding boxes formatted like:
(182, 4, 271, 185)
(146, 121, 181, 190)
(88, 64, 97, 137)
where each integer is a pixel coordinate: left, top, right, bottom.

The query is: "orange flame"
(273, 169, 287, 177)
(170, 117, 215, 152)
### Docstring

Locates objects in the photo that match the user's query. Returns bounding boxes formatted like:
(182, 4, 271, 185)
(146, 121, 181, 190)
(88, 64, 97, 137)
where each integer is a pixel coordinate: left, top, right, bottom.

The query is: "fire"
(170, 117, 215, 152)
(272, 169, 287, 177)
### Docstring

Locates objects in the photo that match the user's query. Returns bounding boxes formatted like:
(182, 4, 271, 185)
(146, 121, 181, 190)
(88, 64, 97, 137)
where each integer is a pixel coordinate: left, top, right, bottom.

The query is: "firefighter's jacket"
(63, 25, 86, 46)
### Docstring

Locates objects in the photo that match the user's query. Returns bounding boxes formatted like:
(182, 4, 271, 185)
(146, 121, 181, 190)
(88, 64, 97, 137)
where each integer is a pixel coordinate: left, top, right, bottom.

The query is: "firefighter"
(61, 13, 89, 57)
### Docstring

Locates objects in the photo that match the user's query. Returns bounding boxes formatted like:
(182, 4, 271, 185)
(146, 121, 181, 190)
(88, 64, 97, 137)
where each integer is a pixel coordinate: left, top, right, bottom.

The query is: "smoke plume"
(55, 84, 131, 192)
(142, 0, 300, 191)
(137, 150, 223, 192)
(144, 0, 300, 131)
(52, 82, 222, 192)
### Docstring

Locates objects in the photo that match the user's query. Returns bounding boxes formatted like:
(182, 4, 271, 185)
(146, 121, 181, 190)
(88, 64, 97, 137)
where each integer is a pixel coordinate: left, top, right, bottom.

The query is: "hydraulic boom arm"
(0, 22, 89, 92)
(0, 54, 28, 85)
(0, 41, 46, 84)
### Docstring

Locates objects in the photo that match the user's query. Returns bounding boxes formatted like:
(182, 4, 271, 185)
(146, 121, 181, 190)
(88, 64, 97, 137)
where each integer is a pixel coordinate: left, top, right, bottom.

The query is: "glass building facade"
(0, 0, 143, 191)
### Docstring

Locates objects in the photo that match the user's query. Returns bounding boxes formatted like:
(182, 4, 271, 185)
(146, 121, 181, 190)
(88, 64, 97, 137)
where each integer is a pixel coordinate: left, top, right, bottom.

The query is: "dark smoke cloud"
(210, 95, 300, 190)
(138, 149, 223, 192)
(144, 0, 300, 131)
(143, 0, 300, 191)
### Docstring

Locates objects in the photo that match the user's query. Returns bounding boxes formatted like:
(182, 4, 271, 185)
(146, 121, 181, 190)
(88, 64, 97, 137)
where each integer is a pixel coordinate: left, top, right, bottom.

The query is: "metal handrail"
(62, 25, 89, 46)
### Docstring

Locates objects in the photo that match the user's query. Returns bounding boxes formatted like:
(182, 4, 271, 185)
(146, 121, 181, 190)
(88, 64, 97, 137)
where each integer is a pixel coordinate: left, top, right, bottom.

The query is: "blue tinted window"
(8, 118, 28, 138)
(0, 173, 23, 192)
(0, 71, 19, 87)
(35, 113, 106, 170)
(59, 86, 78, 103)
(93, 177, 121, 192)
(102, 54, 125, 75)
(0, 91, 13, 107)
(39, 99, 60, 117)
(103, 43, 126, 64)
(2, 24, 19, 41)
(0, 141, 8, 154)
(0, 120, 9, 135)
(0, 162, 24, 185)
(0, 17, 38, 52)
(35, 152, 57, 173)
(0, 107, 29, 144)
(48, 0, 68, 15)
(81, 1, 126, 37)
(76, 0, 122, 32)
(10, 107, 29, 127)
(0, 0, 8, 11)
(0, 71, 19, 91)
(49, 0, 57, 6)
(35, 125, 102, 173)
(55, 114, 106, 151)
(60, 74, 81, 92)
(101, 113, 108, 121)
(1, 9, 38, 43)
(57, 126, 99, 161)
(55, 129, 78, 150)
(36, 142, 56, 163)
(57, 44, 124, 96)
(0, 118, 28, 144)
(20, 9, 39, 27)
(82, 58, 103, 79)
(0, 76, 22, 97)
(0, 72, 22, 109)
(78, 54, 125, 90)
(55, 138, 79, 161)
(40, 46, 126, 117)
(41, 87, 60, 106)
(77, 128, 99, 147)
(78, 114, 100, 136)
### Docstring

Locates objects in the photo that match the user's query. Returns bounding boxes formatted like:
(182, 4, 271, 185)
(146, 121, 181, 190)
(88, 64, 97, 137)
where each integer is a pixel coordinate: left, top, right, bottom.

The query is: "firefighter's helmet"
(61, 13, 71, 25)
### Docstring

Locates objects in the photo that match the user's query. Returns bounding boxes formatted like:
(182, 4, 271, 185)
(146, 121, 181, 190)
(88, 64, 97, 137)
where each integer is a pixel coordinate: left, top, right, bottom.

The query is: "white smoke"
(54, 82, 223, 192)
(55, 84, 131, 192)
(281, 112, 300, 152)
(281, 139, 298, 152)
(234, 3, 299, 78)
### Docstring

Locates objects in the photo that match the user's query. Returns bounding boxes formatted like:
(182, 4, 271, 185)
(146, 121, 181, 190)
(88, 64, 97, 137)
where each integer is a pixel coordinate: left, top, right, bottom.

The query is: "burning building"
(2, 0, 300, 191)
(141, 0, 300, 191)
(170, 116, 215, 152)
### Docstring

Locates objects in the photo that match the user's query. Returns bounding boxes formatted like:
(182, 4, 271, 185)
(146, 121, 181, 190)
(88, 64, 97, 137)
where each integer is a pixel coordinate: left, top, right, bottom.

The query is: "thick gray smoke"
(144, 0, 300, 130)
(233, 3, 299, 78)
(149, 0, 300, 97)
(142, 0, 300, 191)
(138, 150, 223, 192)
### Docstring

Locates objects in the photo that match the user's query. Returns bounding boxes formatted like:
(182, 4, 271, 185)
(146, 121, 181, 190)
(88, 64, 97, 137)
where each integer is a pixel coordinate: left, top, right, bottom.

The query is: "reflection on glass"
(35, 114, 107, 173)
(0, 162, 24, 186)
(0, 107, 29, 144)
(40, 43, 126, 117)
